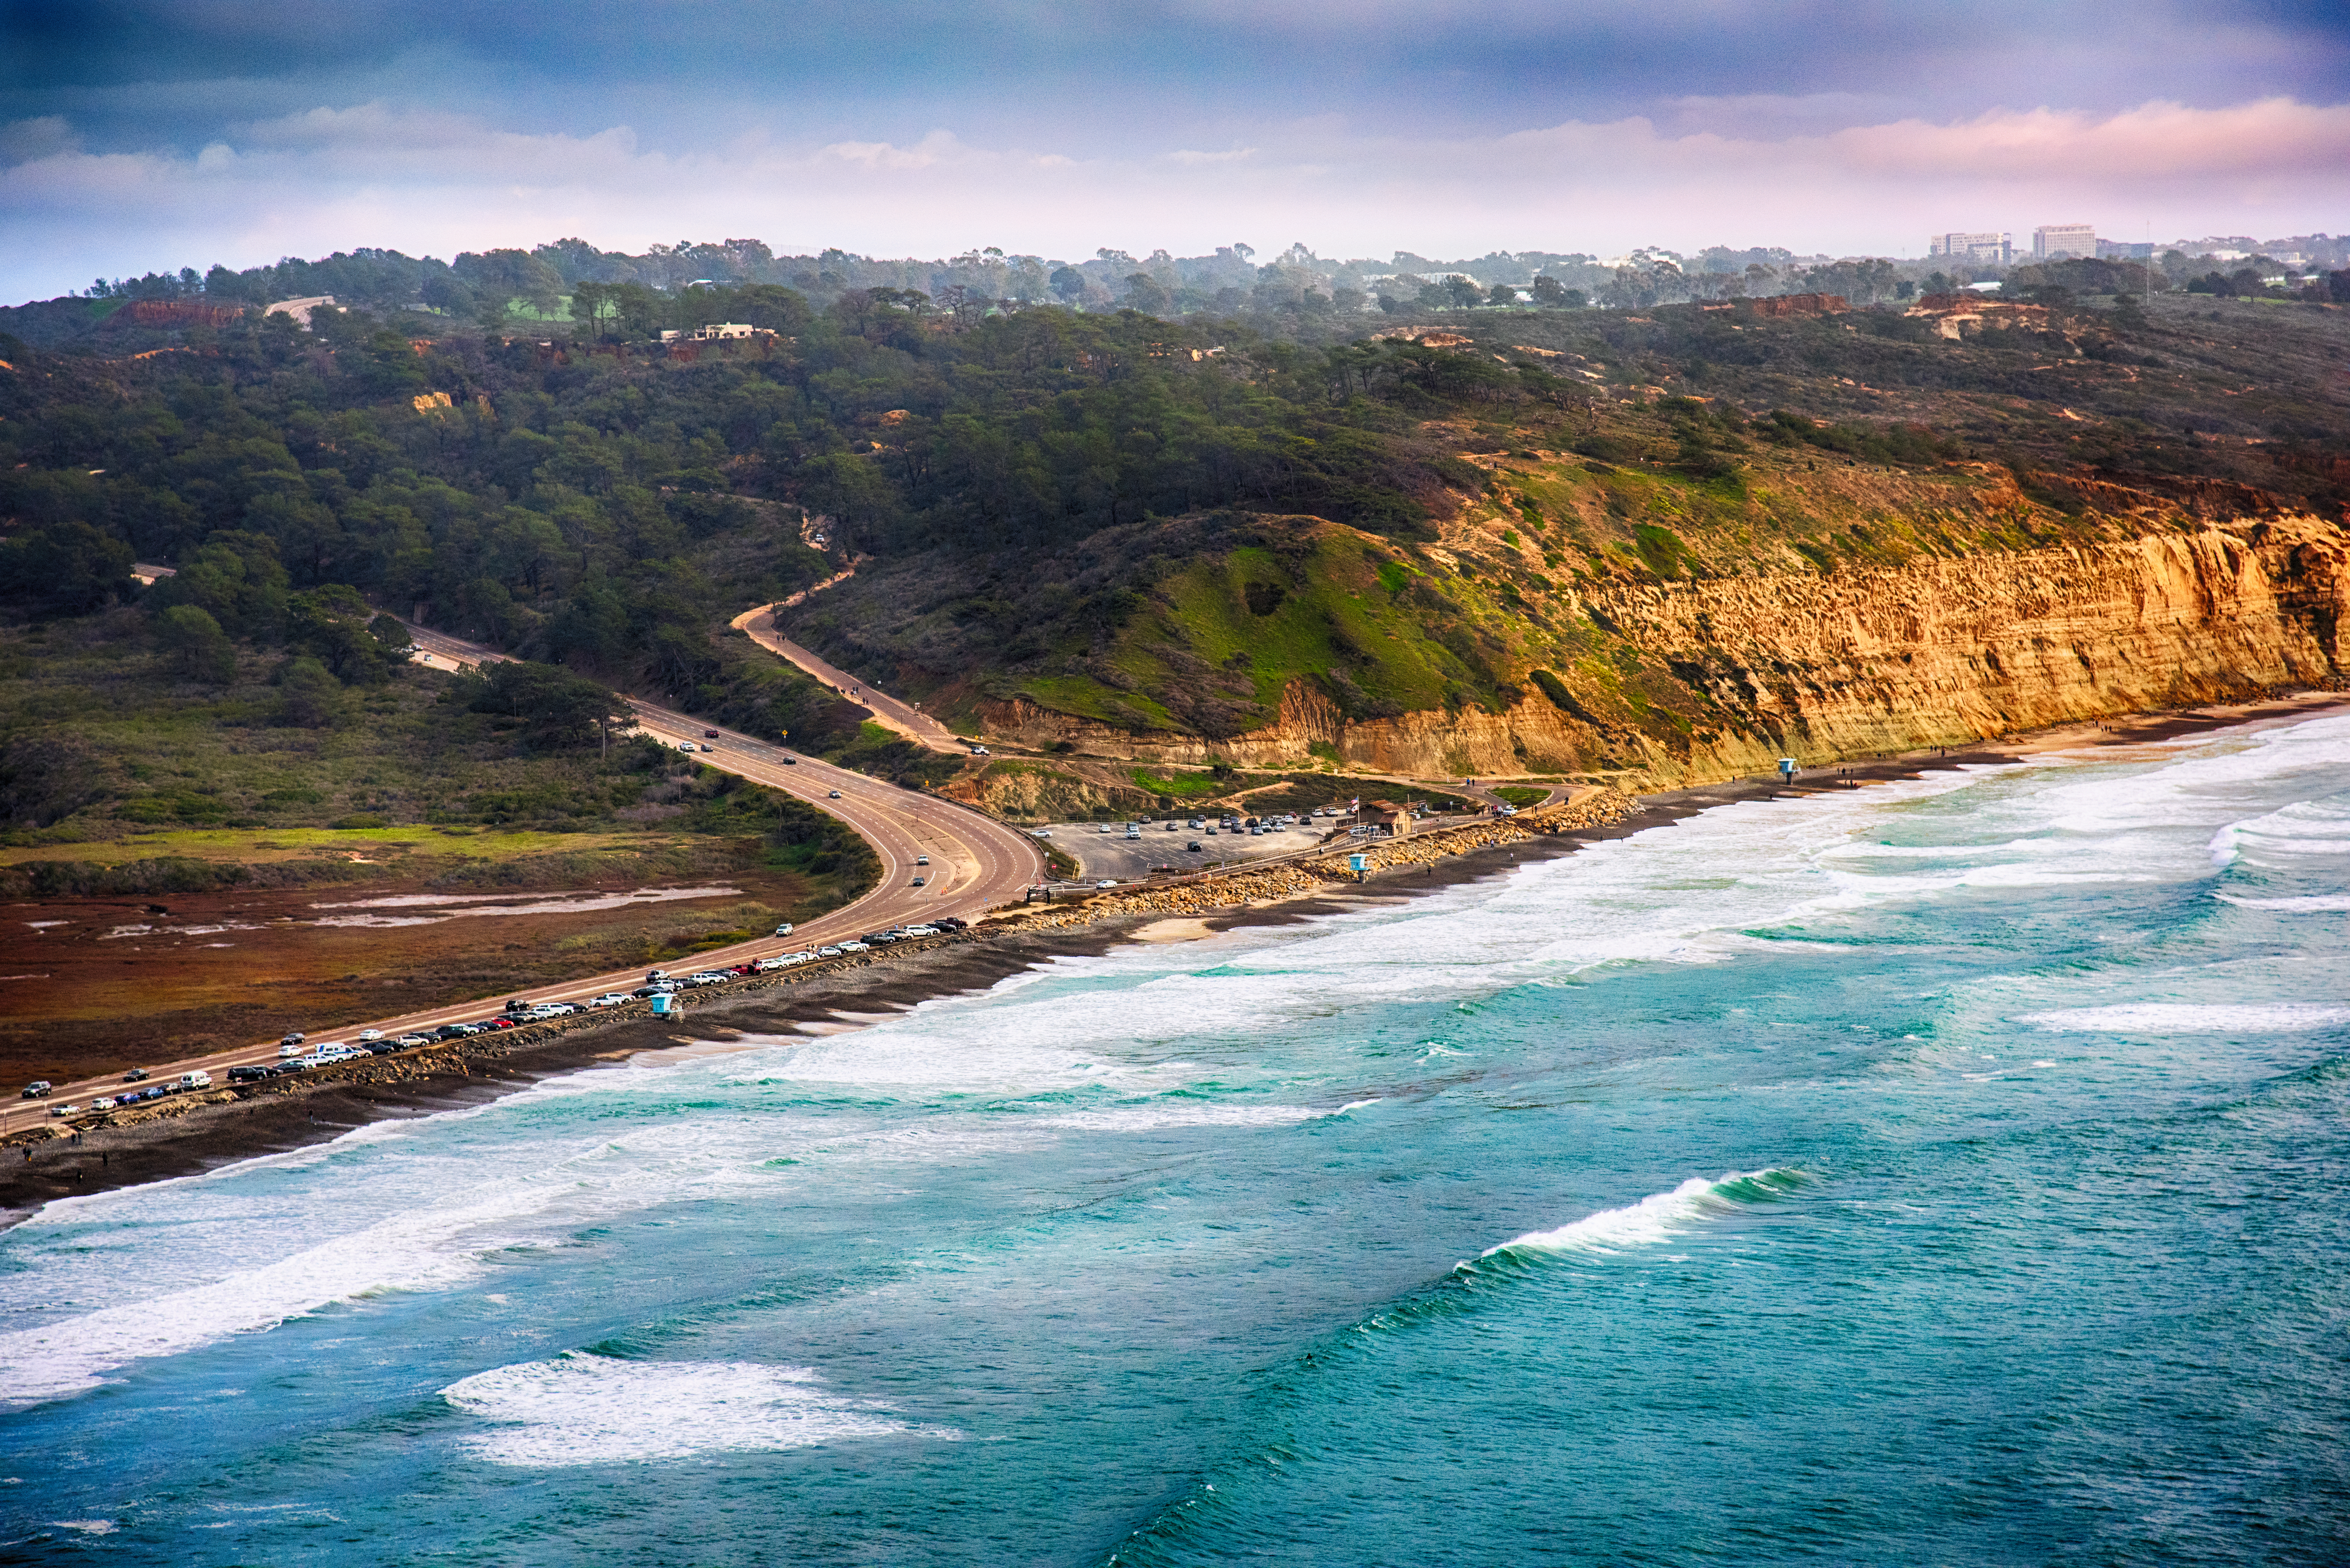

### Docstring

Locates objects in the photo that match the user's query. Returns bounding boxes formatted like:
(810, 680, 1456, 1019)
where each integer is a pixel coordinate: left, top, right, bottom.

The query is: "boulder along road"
(20, 623, 1044, 1118)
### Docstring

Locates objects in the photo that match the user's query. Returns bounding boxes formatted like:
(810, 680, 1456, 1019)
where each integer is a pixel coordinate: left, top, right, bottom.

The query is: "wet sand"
(7, 687, 2343, 1225)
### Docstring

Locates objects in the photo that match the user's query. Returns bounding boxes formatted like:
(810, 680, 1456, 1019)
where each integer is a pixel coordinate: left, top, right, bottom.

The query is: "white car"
(817, 945, 844, 958)
(1096, 879, 1118, 889)
(90, 1096, 117, 1111)
(358, 1029, 385, 1042)
(774, 922, 794, 936)
(839, 940, 871, 953)
(397, 1034, 434, 1047)
(1030, 828, 1051, 838)
(753, 957, 785, 972)
(48, 1103, 80, 1118)
(590, 993, 632, 1008)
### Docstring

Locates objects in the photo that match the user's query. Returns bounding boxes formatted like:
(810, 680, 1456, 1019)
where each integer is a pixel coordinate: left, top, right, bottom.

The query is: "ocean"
(3, 715, 2346, 1564)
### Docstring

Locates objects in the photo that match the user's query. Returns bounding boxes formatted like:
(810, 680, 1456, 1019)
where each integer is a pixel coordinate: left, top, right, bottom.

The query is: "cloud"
(0, 116, 80, 165)
(2, 95, 2344, 298)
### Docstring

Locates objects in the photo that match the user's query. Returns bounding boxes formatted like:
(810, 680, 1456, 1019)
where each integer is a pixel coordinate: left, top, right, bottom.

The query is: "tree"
(155, 604, 236, 683)
(1122, 272, 1173, 316)
(1487, 282, 1518, 307)
(1444, 276, 1483, 310)
(462, 659, 633, 751)
(1530, 275, 1568, 306)
(0, 521, 135, 618)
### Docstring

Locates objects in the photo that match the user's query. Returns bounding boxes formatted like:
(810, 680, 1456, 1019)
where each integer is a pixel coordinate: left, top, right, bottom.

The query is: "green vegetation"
(0, 611, 874, 906)
(2, 272, 2346, 825)
(1492, 786, 1549, 808)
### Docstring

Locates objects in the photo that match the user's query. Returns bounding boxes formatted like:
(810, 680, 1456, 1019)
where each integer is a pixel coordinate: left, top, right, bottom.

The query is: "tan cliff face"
(979, 517, 2349, 785)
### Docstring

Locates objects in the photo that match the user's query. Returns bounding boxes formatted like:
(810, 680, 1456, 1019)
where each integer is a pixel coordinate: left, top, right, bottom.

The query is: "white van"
(179, 1071, 213, 1090)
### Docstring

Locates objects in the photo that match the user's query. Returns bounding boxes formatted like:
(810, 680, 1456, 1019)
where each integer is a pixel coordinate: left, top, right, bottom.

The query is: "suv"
(20, 1081, 51, 1099)
(228, 1065, 270, 1084)
(121, 1067, 150, 1083)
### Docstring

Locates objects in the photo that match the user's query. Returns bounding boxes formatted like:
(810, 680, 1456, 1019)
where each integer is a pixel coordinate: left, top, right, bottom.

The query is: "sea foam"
(2018, 1003, 2350, 1033)
(1483, 1169, 1802, 1259)
(441, 1352, 925, 1465)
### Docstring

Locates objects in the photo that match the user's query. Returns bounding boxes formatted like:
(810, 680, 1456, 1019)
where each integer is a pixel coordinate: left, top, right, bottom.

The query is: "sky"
(2, 0, 2347, 300)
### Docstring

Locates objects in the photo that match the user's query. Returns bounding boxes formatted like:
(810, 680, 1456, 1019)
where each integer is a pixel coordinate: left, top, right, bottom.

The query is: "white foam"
(442, 1353, 922, 1465)
(2213, 893, 2350, 912)
(2019, 1003, 2350, 1032)
(1484, 1169, 1795, 1259)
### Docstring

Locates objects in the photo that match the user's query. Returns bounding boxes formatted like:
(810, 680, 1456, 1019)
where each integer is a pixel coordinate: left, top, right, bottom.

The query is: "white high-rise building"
(1929, 232, 2012, 264)
(2033, 224, 2097, 260)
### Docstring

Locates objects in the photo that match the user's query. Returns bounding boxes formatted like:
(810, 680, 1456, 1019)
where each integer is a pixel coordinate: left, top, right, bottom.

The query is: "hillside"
(1, 283, 2346, 827)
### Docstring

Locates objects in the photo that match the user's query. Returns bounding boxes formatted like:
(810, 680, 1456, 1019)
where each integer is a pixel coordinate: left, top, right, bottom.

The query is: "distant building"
(265, 296, 336, 328)
(2096, 239, 2155, 260)
(2033, 224, 2097, 260)
(1929, 232, 2012, 264)
(1360, 800, 1412, 838)
(658, 322, 757, 343)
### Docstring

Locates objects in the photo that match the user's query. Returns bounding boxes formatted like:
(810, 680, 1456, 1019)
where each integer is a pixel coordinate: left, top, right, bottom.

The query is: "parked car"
(591, 993, 631, 1007)
(121, 1067, 149, 1083)
(90, 1095, 118, 1110)
(48, 1102, 81, 1118)
(936, 917, 968, 931)
(817, 946, 844, 958)
(839, 941, 871, 953)
(753, 958, 785, 972)
(178, 1071, 213, 1089)
(1030, 828, 1051, 838)
(1096, 879, 1118, 889)
(396, 1034, 434, 1047)
(227, 1066, 269, 1084)
(21, 1082, 51, 1099)
(280, 1041, 307, 1058)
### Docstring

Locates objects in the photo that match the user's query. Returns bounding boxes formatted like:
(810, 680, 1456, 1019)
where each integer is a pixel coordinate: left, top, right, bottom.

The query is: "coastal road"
(728, 600, 966, 755)
(8, 628, 1043, 1132)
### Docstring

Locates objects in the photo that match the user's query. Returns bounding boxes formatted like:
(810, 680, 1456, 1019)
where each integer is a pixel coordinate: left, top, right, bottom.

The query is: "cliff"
(978, 515, 2350, 788)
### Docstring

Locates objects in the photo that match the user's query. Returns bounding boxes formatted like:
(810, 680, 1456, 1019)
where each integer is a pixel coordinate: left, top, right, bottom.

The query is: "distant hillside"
(2, 281, 2346, 830)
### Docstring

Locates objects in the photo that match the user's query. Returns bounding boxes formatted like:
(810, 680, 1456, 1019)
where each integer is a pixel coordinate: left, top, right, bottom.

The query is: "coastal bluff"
(976, 515, 2349, 788)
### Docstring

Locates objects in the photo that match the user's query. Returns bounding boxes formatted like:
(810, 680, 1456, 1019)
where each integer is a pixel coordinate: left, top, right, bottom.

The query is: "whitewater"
(3, 715, 2345, 1563)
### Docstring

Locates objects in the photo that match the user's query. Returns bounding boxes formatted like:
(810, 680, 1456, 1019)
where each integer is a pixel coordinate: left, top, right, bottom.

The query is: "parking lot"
(1038, 815, 1339, 881)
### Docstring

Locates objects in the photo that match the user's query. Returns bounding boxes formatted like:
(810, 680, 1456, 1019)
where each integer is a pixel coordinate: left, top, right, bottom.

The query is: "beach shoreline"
(5, 686, 2343, 1226)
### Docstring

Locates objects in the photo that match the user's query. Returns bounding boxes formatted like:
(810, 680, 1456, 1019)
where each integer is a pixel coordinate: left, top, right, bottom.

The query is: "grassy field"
(1492, 786, 1550, 808)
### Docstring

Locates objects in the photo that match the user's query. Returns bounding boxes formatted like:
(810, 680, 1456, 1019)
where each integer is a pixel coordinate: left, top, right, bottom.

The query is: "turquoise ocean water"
(3, 716, 2346, 1563)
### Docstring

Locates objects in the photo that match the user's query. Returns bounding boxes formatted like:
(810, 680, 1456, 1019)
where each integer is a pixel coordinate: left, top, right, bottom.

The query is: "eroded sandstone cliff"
(978, 515, 2349, 788)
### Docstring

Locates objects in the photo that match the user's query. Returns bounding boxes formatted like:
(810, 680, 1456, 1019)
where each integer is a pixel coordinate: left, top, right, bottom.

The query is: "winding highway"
(12, 625, 1043, 1129)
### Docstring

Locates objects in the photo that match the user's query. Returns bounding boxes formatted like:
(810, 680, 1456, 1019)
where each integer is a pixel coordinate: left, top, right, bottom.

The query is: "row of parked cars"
(30, 920, 980, 1116)
(22, 1067, 213, 1120)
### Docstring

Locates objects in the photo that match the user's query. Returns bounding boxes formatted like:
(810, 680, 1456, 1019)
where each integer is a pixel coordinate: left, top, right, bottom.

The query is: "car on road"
(397, 1034, 433, 1047)
(1186, 841, 1202, 852)
(911, 876, 925, 886)
(590, 993, 632, 1008)
(122, 1067, 149, 1083)
(914, 856, 928, 866)
(358, 1029, 384, 1042)
(703, 729, 719, 739)
(678, 742, 699, 752)
(1030, 828, 1051, 838)
(178, 1071, 213, 1089)
(22, 1081, 52, 1099)
(48, 1102, 81, 1118)
(688, 971, 728, 986)
(829, 789, 843, 799)
(816, 945, 843, 958)
(782, 756, 798, 764)
(281, 1032, 305, 1047)
(227, 1066, 269, 1084)
(774, 922, 794, 936)
(90, 1095, 118, 1110)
